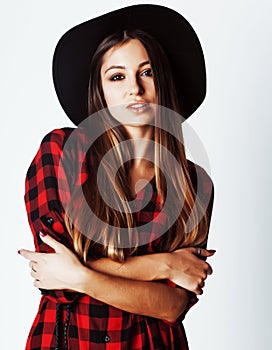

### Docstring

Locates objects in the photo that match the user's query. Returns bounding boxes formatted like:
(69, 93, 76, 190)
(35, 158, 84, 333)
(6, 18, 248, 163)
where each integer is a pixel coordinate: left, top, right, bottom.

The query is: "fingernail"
(17, 250, 21, 255)
(39, 231, 47, 237)
(208, 249, 216, 254)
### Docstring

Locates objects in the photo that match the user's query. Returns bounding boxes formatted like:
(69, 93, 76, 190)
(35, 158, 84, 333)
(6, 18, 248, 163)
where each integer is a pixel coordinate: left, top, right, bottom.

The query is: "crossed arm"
(21, 129, 215, 322)
(19, 233, 214, 322)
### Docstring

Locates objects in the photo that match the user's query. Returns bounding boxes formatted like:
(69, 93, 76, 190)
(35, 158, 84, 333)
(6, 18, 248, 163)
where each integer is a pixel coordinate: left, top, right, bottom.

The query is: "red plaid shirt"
(24, 127, 214, 350)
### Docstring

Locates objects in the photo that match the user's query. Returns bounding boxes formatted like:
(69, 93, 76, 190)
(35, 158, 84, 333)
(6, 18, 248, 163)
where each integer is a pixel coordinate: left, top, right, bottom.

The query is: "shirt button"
(104, 335, 110, 343)
(46, 217, 54, 225)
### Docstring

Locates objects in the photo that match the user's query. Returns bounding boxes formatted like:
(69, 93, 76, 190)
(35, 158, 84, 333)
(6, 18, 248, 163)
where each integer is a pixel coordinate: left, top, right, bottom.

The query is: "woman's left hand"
(19, 232, 85, 291)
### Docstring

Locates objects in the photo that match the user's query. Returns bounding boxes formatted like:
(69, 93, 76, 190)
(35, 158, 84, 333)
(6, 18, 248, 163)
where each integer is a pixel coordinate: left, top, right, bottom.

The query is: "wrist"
(164, 252, 175, 281)
(73, 265, 93, 294)
(156, 252, 171, 280)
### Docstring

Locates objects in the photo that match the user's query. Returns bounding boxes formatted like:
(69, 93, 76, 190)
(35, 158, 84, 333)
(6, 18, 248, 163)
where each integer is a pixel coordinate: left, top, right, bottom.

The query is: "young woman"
(19, 5, 215, 350)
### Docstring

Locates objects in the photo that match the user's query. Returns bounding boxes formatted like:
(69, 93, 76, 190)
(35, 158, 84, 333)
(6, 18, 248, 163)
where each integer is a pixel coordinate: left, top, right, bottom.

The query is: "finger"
(206, 263, 213, 275)
(195, 287, 203, 295)
(205, 249, 216, 256)
(194, 248, 216, 258)
(28, 260, 37, 269)
(28, 261, 38, 271)
(31, 268, 38, 278)
(19, 249, 39, 262)
(28, 261, 36, 268)
(199, 280, 205, 288)
(34, 279, 41, 288)
(39, 232, 63, 253)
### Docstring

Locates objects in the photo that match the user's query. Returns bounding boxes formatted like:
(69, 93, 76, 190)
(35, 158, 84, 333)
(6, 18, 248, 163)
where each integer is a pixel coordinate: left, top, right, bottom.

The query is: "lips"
(128, 103, 147, 108)
(126, 101, 150, 112)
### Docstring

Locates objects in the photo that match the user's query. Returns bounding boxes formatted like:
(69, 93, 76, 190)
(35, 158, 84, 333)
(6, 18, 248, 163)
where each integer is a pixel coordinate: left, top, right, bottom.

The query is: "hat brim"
(53, 4, 206, 125)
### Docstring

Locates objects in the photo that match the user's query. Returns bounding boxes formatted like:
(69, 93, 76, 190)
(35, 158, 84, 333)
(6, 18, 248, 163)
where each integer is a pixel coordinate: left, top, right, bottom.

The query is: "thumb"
(39, 232, 63, 253)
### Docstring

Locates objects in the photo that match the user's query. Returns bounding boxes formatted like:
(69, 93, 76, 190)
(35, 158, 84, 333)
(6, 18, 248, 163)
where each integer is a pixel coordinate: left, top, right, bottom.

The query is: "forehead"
(101, 39, 149, 67)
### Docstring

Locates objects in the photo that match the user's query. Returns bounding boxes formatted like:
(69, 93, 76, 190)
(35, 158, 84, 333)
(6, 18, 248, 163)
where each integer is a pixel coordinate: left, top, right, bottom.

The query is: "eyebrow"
(104, 60, 150, 74)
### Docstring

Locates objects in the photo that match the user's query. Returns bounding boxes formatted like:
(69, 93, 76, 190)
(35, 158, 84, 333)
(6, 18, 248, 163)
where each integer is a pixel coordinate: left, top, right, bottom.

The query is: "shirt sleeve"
(24, 128, 82, 304)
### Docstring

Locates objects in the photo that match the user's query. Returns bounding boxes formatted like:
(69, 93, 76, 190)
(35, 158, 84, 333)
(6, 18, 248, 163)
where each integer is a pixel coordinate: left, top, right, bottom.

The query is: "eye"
(141, 68, 153, 77)
(110, 74, 125, 81)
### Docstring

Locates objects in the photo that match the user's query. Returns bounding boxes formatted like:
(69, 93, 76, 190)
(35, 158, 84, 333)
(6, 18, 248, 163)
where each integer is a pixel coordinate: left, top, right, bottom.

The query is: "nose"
(128, 76, 144, 96)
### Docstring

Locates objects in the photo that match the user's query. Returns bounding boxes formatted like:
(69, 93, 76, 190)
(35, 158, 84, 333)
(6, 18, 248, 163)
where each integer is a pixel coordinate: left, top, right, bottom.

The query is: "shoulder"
(37, 127, 92, 160)
(36, 127, 91, 186)
(187, 159, 214, 205)
(40, 127, 75, 149)
(40, 126, 93, 153)
(26, 128, 75, 178)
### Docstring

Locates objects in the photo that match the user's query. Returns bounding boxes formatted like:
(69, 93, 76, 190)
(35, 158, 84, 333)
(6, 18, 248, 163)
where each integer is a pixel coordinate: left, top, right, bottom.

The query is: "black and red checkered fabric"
(24, 127, 214, 349)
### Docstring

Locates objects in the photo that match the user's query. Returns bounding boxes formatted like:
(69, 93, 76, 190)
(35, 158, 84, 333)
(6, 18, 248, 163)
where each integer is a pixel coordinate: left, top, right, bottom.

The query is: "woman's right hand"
(167, 247, 215, 295)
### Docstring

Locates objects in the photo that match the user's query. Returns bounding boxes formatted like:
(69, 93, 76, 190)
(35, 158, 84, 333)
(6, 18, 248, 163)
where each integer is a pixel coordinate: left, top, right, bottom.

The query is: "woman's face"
(100, 39, 157, 129)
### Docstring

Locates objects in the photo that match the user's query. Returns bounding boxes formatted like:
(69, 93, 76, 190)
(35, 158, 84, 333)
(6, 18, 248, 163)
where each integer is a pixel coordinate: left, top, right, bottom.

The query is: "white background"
(1, 0, 271, 349)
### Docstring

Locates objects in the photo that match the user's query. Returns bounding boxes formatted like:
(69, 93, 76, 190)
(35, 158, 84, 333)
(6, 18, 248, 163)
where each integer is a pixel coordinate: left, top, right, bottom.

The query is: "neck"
(123, 125, 154, 165)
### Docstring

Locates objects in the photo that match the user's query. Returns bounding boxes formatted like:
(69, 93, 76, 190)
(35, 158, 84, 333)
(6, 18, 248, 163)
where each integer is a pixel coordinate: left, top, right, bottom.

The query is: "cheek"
(148, 81, 157, 101)
(102, 84, 124, 107)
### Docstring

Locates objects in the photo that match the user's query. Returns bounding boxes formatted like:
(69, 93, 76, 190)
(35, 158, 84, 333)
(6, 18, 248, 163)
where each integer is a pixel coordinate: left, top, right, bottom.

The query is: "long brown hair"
(64, 29, 210, 262)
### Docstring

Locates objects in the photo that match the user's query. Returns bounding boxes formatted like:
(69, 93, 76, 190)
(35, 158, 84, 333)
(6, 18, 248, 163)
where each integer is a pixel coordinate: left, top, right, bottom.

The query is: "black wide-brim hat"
(53, 4, 206, 126)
